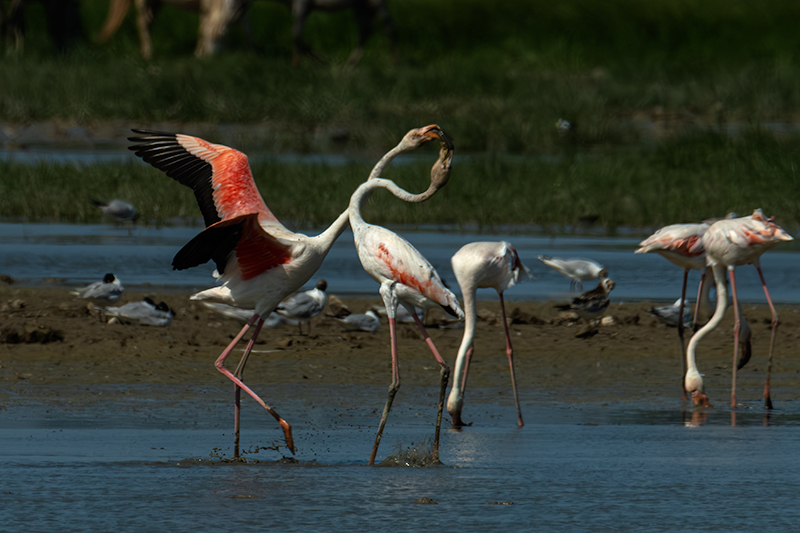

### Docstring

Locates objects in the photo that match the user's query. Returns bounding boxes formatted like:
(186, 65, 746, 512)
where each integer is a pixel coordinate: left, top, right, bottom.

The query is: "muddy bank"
(2, 285, 800, 409)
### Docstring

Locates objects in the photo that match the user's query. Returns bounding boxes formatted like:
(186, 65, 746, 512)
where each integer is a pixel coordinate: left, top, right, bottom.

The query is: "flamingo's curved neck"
(687, 263, 729, 375)
(308, 208, 351, 251)
(447, 284, 478, 415)
(367, 142, 408, 181)
(348, 178, 436, 229)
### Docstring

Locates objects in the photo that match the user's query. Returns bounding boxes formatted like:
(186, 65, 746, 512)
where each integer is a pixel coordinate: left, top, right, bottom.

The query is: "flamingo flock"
(126, 124, 794, 465)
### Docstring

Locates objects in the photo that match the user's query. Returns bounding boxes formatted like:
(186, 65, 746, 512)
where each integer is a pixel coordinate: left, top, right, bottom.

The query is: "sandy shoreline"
(3, 285, 800, 411)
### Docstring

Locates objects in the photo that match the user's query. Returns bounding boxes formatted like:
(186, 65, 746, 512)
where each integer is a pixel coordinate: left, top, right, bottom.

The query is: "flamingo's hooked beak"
(691, 390, 713, 408)
(421, 124, 455, 150)
(449, 410, 472, 429)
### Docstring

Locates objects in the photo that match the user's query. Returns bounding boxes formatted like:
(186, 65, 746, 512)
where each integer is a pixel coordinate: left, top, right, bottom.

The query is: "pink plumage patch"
(664, 235, 704, 256)
(376, 242, 432, 296)
(176, 134, 280, 224)
(236, 215, 292, 281)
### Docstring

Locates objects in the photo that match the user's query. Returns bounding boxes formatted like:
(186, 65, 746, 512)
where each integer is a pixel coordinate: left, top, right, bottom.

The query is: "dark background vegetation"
(2, 0, 800, 231)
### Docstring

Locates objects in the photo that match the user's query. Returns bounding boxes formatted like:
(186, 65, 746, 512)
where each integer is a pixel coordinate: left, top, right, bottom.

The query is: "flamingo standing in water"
(686, 209, 792, 409)
(350, 140, 463, 465)
(636, 222, 713, 399)
(447, 241, 532, 429)
(128, 125, 452, 457)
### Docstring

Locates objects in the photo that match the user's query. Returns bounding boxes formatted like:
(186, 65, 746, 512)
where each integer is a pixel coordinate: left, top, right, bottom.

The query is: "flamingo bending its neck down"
(636, 222, 713, 399)
(687, 209, 792, 409)
(447, 241, 532, 429)
(128, 129, 355, 457)
(350, 137, 462, 465)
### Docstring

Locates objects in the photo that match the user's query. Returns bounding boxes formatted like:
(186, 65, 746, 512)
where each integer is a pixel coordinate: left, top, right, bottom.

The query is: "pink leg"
(216, 316, 295, 454)
(729, 268, 740, 409)
(232, 316, 266, 459)
(369, 316, 400, 466)
(460, 345, 474, 392)
(411, 311, 449, 462)
(755, 264, 778, 409)
(692, 268, 708, 330)
(499, 294, 524, 428)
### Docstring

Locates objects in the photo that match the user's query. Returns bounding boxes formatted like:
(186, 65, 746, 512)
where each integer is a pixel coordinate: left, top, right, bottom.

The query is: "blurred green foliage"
(3, 0, 800, 228)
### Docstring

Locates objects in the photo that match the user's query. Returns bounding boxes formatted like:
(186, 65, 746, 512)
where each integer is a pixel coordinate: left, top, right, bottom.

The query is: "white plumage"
(333, 310, 381, 332)
(95, 297, 174, 326)
(537, 255, 607, 291)
(71, 273, 124, 303)
(448, 241, 532, 429)
(275, 279, 329, 334)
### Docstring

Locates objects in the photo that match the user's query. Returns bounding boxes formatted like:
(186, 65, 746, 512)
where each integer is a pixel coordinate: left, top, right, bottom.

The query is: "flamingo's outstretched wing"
(174, 213, 292, 280)
(128, 130, 279, 227)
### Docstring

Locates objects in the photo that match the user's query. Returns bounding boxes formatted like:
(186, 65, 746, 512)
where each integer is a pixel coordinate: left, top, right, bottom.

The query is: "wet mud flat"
(3, 286, 800, 410)
(4, 287, 800, 531)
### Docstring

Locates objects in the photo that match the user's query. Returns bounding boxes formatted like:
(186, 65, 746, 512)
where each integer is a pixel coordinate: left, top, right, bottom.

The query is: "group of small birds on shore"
(71, 257, 615, 335)
(67, 123, 792, 464)
(71, 272, 175, 327)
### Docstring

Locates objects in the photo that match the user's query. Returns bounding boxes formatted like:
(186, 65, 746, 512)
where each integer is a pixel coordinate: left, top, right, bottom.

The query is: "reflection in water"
(681, 407, 776, 428)
(683, 410, 709, 427)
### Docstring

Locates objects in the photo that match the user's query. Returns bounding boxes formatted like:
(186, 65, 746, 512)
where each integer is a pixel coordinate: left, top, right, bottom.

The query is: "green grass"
(4, 0, 800, 228)
(3, 133, 799, 229)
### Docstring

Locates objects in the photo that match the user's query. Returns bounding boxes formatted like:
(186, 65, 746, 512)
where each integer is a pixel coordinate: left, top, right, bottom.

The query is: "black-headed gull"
(96, 297, 175, 326)
(537, 255, 607, 291)
(71, 273, 124, 303)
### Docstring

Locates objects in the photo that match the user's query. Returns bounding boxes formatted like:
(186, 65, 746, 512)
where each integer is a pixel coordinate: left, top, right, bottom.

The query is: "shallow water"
(1, 222, 798, 304)
(4, 383, 800, 532)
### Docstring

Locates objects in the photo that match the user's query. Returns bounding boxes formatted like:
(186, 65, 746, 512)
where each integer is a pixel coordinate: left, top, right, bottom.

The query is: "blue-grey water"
(4, 383, 800, 532)
(1, 222, 799, 304)
(4, 222, 800, 532)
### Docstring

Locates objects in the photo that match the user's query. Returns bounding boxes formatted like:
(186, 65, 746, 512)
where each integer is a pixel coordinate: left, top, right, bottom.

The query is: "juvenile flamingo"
(128, 125, 451, 457)
(447, 241, 532, 429)
(686, 209, 793, 409)
(350, 141, 463, 465)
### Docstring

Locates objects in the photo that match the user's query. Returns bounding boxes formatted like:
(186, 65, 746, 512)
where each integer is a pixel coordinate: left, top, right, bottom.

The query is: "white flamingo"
(129, 125, 451, 458)
(129, 129, 353, 457)
(350, 140, 462, 465)
(686, 209, 792, 409)
(447, 241, 532, 429)
(636, 222, 712, 398)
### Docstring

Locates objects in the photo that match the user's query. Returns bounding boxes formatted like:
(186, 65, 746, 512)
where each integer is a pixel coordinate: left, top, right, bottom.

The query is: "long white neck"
(447, 283, 478, 420)
(307, 208, 351, 252)
(367, 142, 409, 181)
(686, 263, 728, 391)
(348, 178, 437, 231)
